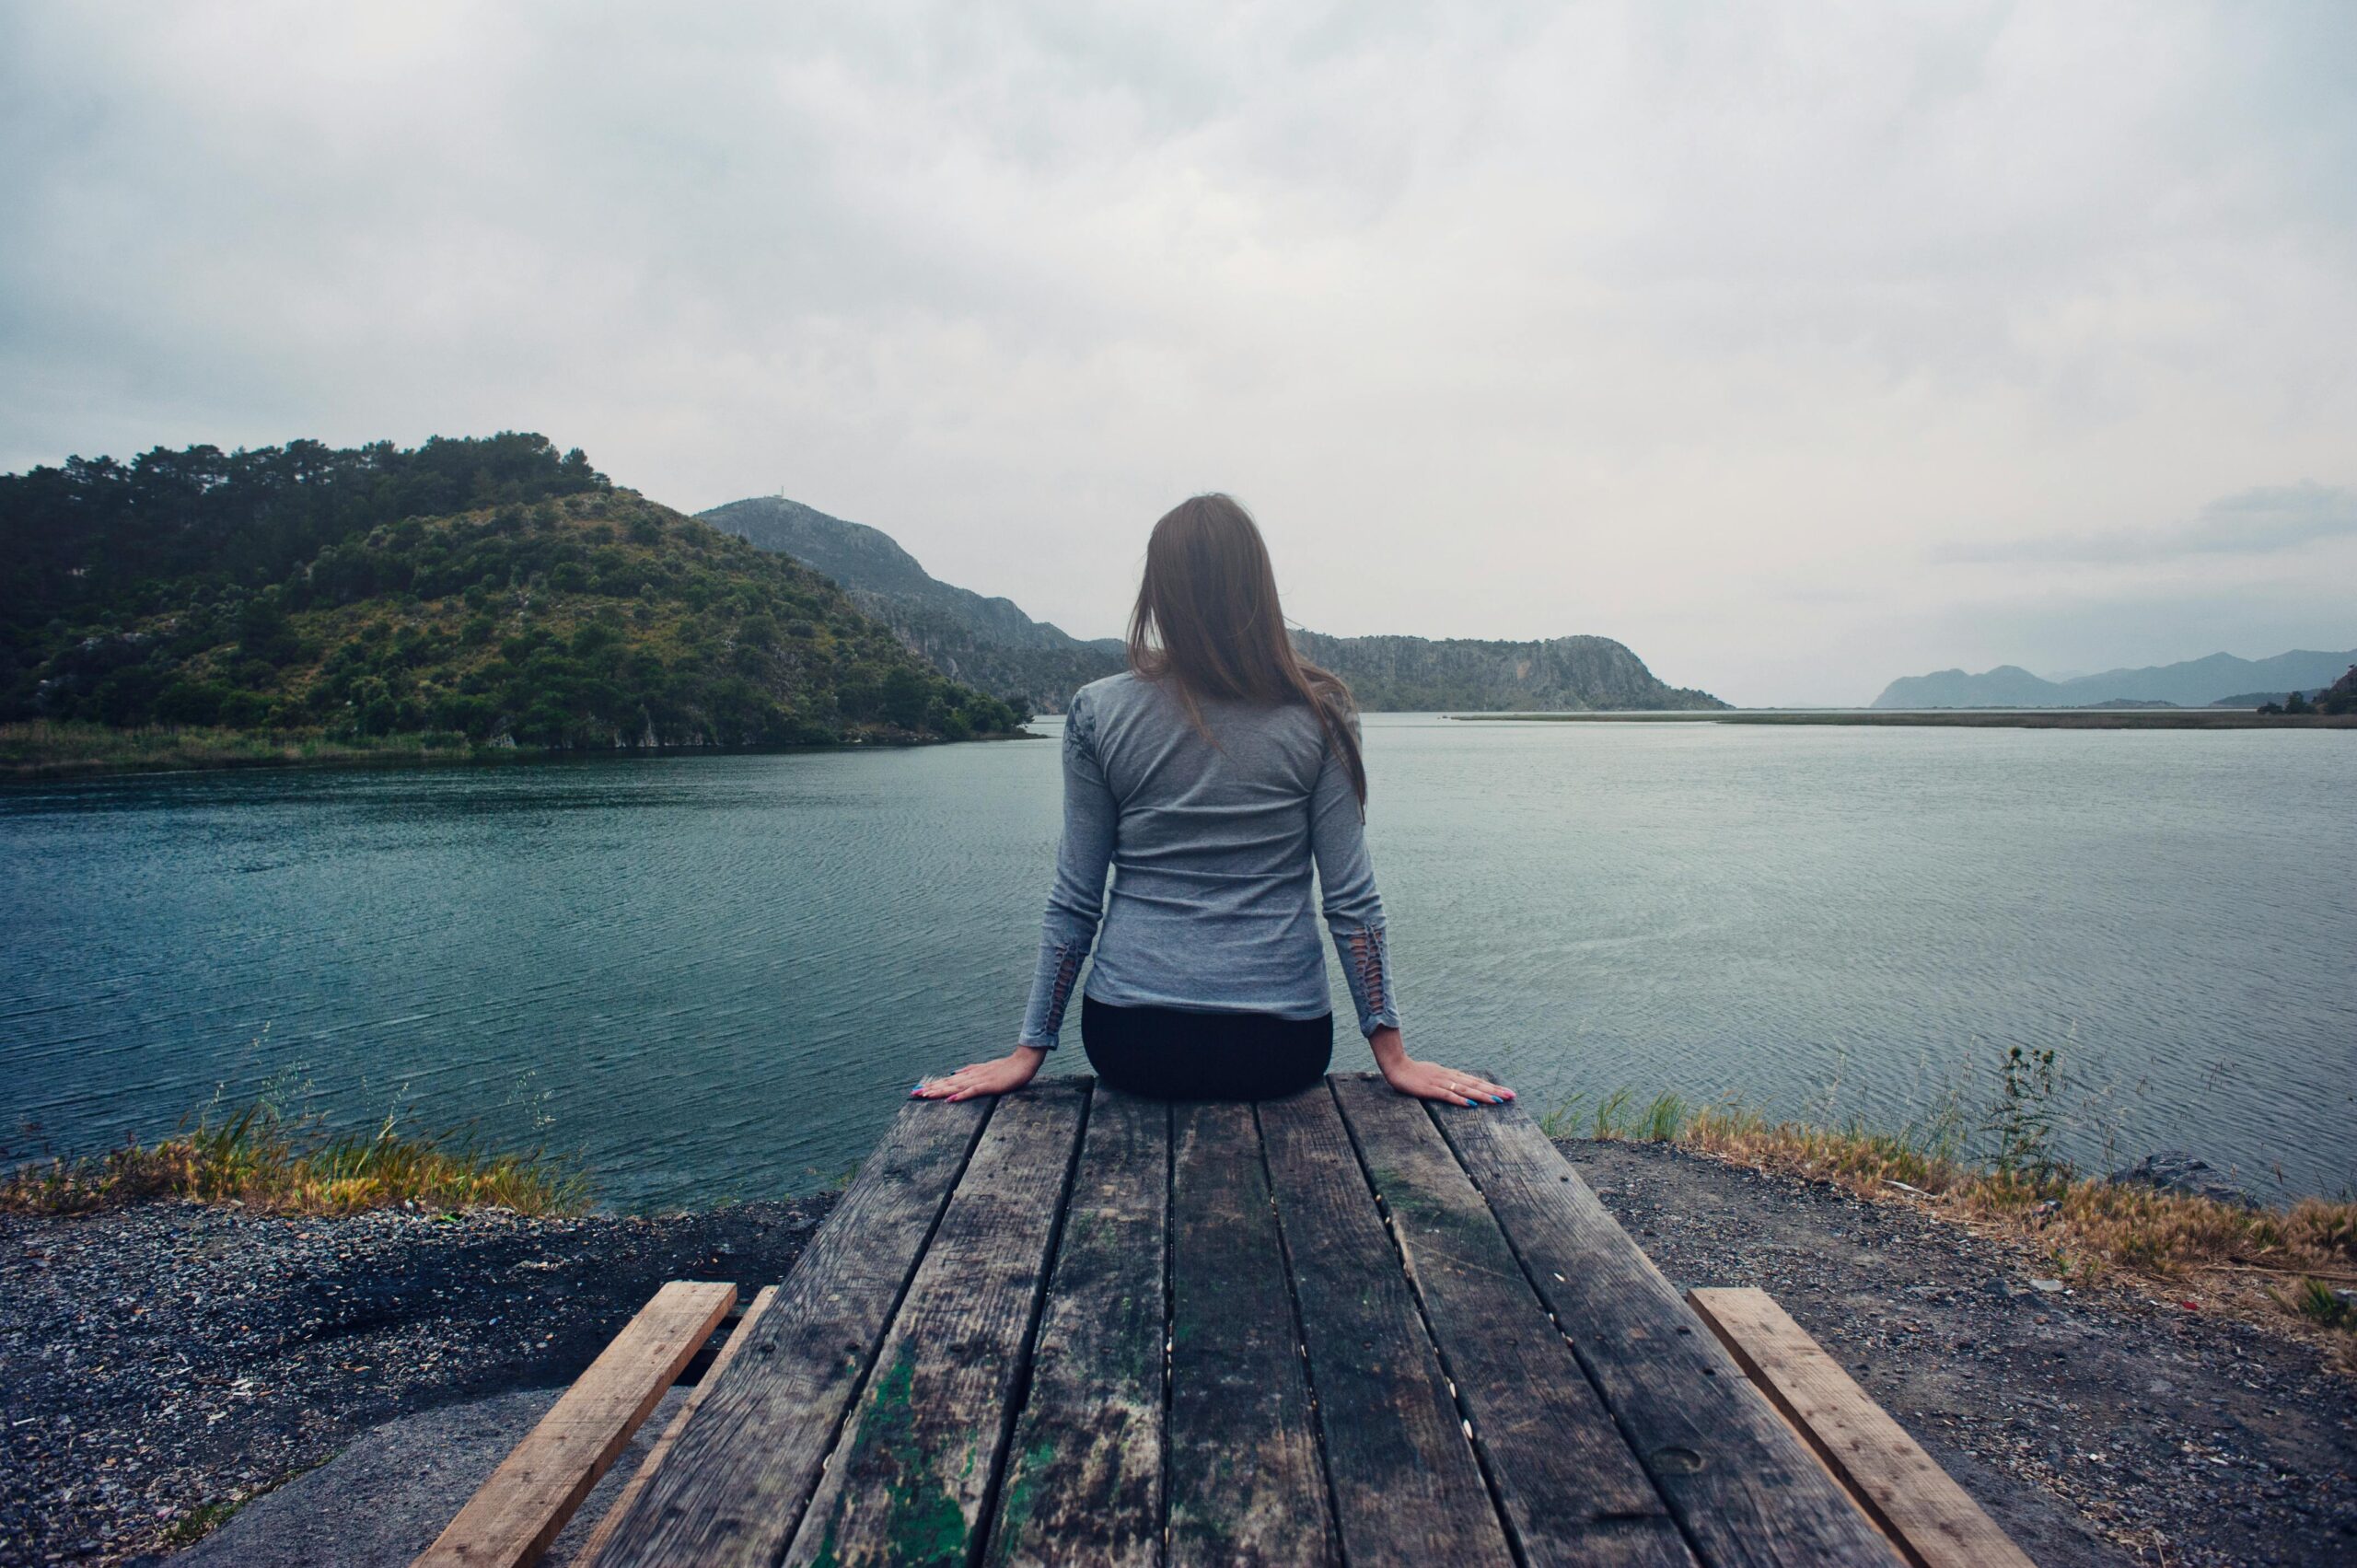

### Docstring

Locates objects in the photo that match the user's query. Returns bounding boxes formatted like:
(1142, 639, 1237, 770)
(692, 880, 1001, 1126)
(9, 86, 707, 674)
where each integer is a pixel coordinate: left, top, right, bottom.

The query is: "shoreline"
(0, 720, 1042, 784)
(4, 1144, 2349, 1565)
(1449, 709, 2357, 728)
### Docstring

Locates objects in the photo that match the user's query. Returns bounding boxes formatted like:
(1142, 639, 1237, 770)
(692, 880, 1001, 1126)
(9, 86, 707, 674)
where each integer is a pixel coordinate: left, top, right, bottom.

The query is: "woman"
(913, 494, 1513, 1108)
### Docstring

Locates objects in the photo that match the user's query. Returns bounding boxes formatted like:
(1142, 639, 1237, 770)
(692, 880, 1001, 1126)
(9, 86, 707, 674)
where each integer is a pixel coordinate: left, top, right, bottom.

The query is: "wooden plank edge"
(416, 1280, 737, 1568)
(958, 1080, 1102, 1568)
(1318, 1075, 1544, 1567)
(1686, 1288, 2037, 1568)
(1249, 1096, 1373, 1565)
(574, 1284, 779, 1564)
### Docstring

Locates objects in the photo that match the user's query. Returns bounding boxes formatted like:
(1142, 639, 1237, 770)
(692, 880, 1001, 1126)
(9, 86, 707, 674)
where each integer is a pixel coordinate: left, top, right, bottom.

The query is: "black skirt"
(1080, 993, 1333, 1101)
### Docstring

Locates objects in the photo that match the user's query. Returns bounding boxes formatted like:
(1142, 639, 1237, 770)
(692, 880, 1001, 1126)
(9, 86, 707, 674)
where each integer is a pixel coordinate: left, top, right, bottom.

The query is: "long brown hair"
(1126, 494, 1367, 806)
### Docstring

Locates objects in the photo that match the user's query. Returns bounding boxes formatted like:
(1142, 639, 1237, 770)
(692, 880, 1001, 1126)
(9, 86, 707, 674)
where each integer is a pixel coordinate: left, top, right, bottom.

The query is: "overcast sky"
(5, 2, 2352, 703)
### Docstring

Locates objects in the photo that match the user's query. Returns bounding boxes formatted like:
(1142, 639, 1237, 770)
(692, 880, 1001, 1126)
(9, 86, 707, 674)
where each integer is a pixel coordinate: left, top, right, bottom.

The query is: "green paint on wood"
(809, 1340, 973, 1568)
(982, 1439, 1057, 1568)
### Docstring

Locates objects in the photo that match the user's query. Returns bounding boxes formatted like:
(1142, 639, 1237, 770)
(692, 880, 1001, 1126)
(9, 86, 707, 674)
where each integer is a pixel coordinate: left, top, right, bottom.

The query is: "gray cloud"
(3, 1, 2354, 705)
(2182, 482, 2357, 552)
(1939, 482, 2357, 563)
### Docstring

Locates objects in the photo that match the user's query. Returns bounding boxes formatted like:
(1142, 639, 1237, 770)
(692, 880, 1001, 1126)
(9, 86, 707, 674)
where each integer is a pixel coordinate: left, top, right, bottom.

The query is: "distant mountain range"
(1873, 648, 2357, 710)
(701, 495, 1727, 714)
(702, 496, 1123, 712)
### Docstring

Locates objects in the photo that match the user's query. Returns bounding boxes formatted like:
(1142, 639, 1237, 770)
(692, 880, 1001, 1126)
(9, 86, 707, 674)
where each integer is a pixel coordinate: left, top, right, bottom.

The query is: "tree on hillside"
(0, 440, 1021, 749)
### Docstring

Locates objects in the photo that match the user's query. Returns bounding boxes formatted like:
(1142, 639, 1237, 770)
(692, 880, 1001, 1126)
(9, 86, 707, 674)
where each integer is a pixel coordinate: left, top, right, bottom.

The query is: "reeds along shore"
(0, 1100, 587, 1218)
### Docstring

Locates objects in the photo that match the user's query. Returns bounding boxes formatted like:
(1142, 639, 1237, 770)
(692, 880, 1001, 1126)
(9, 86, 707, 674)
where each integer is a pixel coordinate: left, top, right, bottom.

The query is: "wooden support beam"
(416, 1279, 737, 1568)
(1687, 1289, 2037, 1568)
(574, 1284, 779, 1565)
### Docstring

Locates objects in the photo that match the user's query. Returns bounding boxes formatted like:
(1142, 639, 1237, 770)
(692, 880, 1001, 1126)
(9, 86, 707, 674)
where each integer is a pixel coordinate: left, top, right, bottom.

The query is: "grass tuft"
(2272, 1277, 2354, 1333)
(1, 1098, 589, 1217)
(160, 1497, 248, 1549)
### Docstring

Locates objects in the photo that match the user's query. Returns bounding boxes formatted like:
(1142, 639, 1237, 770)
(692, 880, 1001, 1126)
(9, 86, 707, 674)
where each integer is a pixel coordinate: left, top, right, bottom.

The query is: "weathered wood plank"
(1689, 1289, 2037, 1568)
(1256, 1085, 1516, 1568)
(418, 1279, 736, 1568)
(1432, 1099, 1903, 1568)
(1328, 1076, 1695, 1568)
(784, 1082, 1090, 1568)
(575, 1284, 779, 1565)
(1167, 1099, 1340, 1568)
(983, 1085, 1168, 1568)
(584, 1097, 993, 1568)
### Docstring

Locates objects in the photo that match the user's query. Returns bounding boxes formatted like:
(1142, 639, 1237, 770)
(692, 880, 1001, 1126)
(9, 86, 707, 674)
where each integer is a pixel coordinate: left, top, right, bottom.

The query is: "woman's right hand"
(1369, 1027, 1514, 1107)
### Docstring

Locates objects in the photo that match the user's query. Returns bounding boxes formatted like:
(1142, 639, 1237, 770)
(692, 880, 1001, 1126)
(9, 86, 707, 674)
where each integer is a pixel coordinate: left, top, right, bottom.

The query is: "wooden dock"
(426, 1074, 2033, 1567)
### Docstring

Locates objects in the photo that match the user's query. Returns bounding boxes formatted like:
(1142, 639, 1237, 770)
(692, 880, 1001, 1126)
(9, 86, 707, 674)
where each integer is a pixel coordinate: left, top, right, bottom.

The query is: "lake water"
(4, 716, 2351, 1208)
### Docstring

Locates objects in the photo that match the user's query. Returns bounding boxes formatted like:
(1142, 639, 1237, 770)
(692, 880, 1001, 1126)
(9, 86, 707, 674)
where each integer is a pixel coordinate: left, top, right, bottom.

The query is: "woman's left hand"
(1368, 1026, 1514, 1106)
(912, 1046, 1047, 1102)
(1379, 1055, 1515, 1107)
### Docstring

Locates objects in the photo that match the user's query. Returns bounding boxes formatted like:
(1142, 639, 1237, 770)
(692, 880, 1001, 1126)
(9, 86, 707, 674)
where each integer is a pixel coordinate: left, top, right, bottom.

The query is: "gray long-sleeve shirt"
(1017, 671, 1399, 1049)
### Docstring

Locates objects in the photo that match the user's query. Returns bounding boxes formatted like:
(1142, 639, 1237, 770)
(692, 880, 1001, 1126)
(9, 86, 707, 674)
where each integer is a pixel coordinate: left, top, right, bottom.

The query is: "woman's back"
(1069, 672, 1364, 1018)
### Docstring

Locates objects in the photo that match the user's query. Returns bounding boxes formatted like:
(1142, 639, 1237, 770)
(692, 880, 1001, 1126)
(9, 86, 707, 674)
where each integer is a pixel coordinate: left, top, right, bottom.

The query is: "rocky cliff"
(1290, 631, 1728, 712)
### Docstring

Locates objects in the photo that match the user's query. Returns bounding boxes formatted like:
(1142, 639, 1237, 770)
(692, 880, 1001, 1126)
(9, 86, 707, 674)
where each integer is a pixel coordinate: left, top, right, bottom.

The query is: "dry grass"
(1974, 1177, 2355, 1280)
(1, 1099, 589, 1217)
(1547, 1086, 2357, 1352)
(1678, 1099, 1970, 1196)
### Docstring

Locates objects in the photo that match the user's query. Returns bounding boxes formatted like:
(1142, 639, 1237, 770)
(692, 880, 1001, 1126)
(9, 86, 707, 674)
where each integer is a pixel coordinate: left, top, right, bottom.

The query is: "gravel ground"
(1568, 1139, 2357, 1568)
(0, 1197, 830, 1566)
(3, 1145, 2350, 1566)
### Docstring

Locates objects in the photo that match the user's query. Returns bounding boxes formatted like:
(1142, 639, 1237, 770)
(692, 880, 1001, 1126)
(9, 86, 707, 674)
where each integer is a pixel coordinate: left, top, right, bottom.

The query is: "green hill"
(0, 435, 1021, 758)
